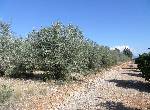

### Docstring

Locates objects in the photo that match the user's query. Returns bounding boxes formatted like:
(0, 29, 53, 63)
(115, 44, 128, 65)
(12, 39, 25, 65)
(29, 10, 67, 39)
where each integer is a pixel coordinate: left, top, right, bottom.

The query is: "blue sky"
(0, 0, 150, 55)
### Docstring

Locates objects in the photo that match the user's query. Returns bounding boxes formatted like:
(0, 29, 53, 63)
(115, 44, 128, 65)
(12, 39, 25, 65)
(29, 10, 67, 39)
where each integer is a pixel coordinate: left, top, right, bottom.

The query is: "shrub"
(0, 21, 14, 75)
(0, 85, 13, 104)
(0, 21, 34, 78)
(27, 22, 130, 79)
(135, 52, 150, 81)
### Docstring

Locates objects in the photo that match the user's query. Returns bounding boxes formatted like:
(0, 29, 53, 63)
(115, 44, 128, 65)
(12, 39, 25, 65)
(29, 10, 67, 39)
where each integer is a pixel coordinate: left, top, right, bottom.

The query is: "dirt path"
(56, 62, 150, 110)
(0, 62, 150, 110)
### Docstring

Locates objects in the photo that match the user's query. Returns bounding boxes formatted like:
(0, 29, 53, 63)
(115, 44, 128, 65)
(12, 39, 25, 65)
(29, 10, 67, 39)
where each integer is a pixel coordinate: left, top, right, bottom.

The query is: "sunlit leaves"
(0, 21, 130, 80)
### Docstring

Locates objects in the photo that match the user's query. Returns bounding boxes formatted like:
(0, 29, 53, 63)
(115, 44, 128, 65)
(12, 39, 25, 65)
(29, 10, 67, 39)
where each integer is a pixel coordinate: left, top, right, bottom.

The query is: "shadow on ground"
(122, 67, 138, 70)
(107, 79, 150, 93)
(0, 74, 49, 83)
(121, 72, 143, 78)
(97, 101, 140, 110)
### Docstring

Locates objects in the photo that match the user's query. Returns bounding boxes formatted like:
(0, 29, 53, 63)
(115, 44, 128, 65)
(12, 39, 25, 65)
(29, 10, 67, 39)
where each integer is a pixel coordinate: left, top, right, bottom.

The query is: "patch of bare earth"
(0, 61, 149, 110)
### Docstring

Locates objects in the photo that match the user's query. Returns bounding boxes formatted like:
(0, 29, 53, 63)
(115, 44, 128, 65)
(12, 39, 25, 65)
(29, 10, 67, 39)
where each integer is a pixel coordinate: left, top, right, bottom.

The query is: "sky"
(0, 0, 150, 55)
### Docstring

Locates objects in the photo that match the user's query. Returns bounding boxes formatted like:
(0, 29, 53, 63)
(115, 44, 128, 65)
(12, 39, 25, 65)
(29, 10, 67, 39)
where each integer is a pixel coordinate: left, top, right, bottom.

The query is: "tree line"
(0, 21, 132, 81)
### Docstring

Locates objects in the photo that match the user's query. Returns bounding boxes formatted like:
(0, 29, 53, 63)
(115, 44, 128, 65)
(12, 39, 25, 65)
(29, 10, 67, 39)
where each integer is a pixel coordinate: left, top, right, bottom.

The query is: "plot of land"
(0, 62, 149, 110)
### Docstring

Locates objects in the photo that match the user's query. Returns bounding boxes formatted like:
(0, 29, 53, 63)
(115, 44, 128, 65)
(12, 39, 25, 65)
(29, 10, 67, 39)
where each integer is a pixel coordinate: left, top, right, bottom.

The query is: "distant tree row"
(123, 48, 133, 59)
(0, 21, 132, 80)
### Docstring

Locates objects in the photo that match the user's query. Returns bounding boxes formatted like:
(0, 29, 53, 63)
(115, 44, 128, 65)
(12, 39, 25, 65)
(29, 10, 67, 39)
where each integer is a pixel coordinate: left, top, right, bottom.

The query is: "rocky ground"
(0, 62, 150, 110)
(57, 62, 150, 110)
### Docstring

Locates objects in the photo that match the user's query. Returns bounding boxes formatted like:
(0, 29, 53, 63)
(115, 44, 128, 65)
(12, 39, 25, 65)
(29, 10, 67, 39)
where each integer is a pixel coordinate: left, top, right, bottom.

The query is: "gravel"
(57, 62, 150, 110)
(0, 62, 149, 110)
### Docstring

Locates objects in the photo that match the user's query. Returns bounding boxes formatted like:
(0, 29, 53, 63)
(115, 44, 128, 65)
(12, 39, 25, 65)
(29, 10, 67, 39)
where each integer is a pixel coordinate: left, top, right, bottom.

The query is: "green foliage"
(123, 48, 133, 59)
(0, 21, 34, 78)
(27, 22, 130, 79)
(0, 21, 14, 76)
(135, 52, 150, 81)
(0, 20, 130, 80)
(0, 85, 13, 104)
